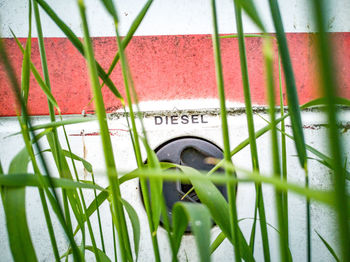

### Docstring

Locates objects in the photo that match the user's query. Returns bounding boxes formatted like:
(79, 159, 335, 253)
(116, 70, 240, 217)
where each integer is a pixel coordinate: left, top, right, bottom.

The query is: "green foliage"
(0, 0, 348, 261)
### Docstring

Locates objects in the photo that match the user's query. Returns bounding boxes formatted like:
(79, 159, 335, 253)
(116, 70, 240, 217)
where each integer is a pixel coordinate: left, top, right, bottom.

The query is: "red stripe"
(1, 33, 349, 116)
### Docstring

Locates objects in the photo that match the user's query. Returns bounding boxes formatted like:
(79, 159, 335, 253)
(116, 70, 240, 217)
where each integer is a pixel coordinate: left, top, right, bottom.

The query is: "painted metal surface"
(1, 0, 350, 38)
(0, 0, 350, 116)
(1, 0, 350, 261)
(1, 33, 350, 116)
(1, 108, 349, 261)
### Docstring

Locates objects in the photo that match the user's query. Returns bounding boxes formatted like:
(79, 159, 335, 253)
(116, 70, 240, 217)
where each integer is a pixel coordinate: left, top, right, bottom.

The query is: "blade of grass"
(0, 35, 82, 262)
(7, 117, 95, 138)
(2, 148, 38, 262)
(184, 166, 254, 261)
(232, 2, 270, 259)
(91, 169, 106, 252)
(10, 30, 60, 112)
(315, 231, 340, 262)
(99, 0, 163, 259)
(211, 1, 245, 259)
(257, 113, 350, 182)
(80, 0, 154, 108)
(35, 0, 124, 103)
(21, 0, 32, 105)
(111, 213, 118, 262)
(172, 203, 212, 262)
(235, 0, 265, 31)
(278, 54, 289, 246)
(141, 137, 177, 260)
(310, 1, 350, 260)
(267, 0, 307, 170)
(0, 174, 105, 190)
(121, 199, 141, 260)
(61, 246, 111, 262)
(77, 1, 133, 260)
(61, 122, 104, 262)
(210, 231, 226, 254)
(128, 166, 336, 206)
(264, 37, 289, 262)
(32, 2, 91, 257)
(181, 97, 350, 201)
(42, 149, 92, 173)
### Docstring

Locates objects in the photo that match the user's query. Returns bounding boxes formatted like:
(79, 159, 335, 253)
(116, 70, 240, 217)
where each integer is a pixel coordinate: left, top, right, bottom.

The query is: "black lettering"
(192, 114, 199, 124)
(200, 115, 208, 123)
(171, 115, 178, 124)
(155, 116, 163, 125)
(165, 116, 169, 125)
(181, 115, 189, 124)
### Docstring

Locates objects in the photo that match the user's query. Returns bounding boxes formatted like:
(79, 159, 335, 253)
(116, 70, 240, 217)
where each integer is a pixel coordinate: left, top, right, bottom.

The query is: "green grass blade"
(182, 96, 350, 201)
(1, 148, 38, 262)
(210, 231, 226, 254)
(91, 171, 106, 253)
(73, 189, 109, 235)
(119, 165, 336, 205)
(121, 199, 141, 259)
(141, 139, 163, 231)
(235, 0, 265, 31)
(62, 246, 111, 262)
(267, 0, 307, 170)
(142, 137, 177, 259)
(104, 0, 153, 77)
(42, 149, 92, 173)
(102, 0, 163, 258)
(0, 37, 82, 262)
(310, 1, 350, 260)
(258, 114, 350, 182)
(13, 25, 62, 256)
(210, 0, 242, 260)
(232, 2, 270, 259)
(77, 1, 132, 260)
(20, 0, 32, 105)
(79, 0, 154, 107)
(35, 0, 124, 103)
(111, 213, 118, 262)
(45, 134, 86, 228)
(0, 174, 105, 190)
(10, 29, 60, 112)
(315, 231, 340, 262)
(172, 203, 212, 262)
(60, 122, 105, 262)
(2, 186, 38, 262)
(8, 118, 95, 138)
(100, 0, 118, 21)
(278, 54, 289, 246)
(264, 38, 289, 262)
(181, 166, 254, 261)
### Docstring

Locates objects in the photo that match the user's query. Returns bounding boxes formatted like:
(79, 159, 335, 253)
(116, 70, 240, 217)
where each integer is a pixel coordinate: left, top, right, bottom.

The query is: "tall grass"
(0, 0, 349, 261)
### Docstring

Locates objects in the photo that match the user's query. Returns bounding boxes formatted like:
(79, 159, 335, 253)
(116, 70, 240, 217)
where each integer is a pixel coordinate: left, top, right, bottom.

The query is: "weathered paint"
(1, 0, 350, 261)
(1, 0, 350, 38)
(1, 0, 350, 115)
(1, 33, 350, 116)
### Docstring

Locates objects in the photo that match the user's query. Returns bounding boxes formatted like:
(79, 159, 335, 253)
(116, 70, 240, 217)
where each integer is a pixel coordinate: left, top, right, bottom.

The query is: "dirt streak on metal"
(108, 105, 350, 119)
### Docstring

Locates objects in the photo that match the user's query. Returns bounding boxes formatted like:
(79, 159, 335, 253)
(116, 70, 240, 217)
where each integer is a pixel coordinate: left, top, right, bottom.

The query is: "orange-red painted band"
(1, 33, 349, 116)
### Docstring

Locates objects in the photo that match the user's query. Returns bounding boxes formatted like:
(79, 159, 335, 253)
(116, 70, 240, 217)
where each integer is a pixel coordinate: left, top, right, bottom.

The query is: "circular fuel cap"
(142, 136, 228, 232)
